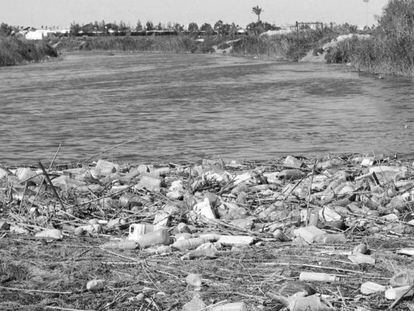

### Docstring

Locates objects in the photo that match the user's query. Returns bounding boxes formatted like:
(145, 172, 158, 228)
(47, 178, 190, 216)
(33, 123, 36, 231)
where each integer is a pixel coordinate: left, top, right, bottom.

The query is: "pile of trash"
(0, 154, 413, 310)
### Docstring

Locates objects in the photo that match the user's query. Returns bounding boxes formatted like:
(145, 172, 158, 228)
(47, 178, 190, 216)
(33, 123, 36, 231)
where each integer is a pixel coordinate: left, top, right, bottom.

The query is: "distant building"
(260, 28, 293, 36)
(25, 29, 52, 40)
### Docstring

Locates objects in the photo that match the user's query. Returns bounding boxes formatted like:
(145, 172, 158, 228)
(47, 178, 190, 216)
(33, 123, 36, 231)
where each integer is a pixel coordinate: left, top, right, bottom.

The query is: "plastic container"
(128, 223, 155, 241)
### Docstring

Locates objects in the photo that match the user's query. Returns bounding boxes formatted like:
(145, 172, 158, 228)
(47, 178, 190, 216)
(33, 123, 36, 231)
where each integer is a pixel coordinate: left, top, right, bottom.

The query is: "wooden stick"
(45, 306, 94, 311)
(30, 144, 62, 206)
(306, 160, 317, 226)
(0, 285, 72, 295)
(38, 161, 65, 211)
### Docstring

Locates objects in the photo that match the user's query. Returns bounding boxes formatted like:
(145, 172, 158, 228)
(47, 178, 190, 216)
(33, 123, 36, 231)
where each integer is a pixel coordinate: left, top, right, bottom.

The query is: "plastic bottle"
(172, 238, 206, 251)
(299, 272, 338, 282)
(136, 229, 171, 248)
(101, 239, 138, 250)
(211, 302, 247, 311)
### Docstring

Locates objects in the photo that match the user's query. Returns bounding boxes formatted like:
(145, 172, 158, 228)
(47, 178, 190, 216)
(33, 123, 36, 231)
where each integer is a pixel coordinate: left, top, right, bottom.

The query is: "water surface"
(0, 52, 413, 165)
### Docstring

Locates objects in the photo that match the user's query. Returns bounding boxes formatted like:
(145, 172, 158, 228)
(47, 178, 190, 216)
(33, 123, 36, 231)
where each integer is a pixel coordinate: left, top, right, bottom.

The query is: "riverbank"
(55, 35, 224, 54)
(0, 35, 59, 66)
(0, 153, 413, 310)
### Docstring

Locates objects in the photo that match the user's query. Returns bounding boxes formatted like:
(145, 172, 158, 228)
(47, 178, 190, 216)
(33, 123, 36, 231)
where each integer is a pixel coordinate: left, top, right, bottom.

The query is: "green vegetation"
(56, 35, 226, 54)
(0, 34, 58, 66)
(1, 0, 413, 76)
(325, 0, 414, 76)
(232, 25, 356, 61)
(252, 5, 263, 22)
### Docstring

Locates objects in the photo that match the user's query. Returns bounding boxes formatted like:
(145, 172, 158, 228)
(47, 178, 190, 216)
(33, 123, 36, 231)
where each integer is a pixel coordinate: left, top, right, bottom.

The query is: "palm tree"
(252, 5, 263, 22)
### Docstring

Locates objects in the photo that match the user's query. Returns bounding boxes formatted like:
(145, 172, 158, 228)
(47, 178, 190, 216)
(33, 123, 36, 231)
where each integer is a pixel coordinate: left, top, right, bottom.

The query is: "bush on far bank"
(326, 0, 414, 76)
(0, 34, 58, 66)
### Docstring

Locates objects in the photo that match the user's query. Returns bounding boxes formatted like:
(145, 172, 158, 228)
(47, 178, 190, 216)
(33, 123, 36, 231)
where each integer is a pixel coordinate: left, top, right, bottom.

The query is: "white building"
(25, 29, 52, 40)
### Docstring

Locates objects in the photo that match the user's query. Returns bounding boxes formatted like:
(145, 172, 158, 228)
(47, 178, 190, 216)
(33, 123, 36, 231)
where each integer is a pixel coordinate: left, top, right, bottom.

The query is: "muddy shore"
(0, 153, 413, 310)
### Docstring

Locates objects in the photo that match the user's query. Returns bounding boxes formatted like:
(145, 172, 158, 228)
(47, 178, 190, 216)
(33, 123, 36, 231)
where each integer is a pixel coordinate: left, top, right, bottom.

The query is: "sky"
(0, 0, 390, 29)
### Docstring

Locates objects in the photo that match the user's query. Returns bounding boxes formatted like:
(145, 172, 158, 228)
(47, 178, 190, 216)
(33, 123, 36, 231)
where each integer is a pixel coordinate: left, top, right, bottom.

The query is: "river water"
(0, 52, 413, 165)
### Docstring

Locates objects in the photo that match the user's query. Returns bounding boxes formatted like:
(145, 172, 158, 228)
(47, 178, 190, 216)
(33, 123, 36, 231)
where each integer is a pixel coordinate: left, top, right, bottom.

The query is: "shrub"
(326, 0, 414, 76)
(0, 36, 58, 66)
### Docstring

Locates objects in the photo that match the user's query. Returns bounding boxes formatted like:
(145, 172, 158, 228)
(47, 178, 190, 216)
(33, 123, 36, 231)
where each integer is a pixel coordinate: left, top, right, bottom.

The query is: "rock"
(353, 243, 369, 254)
(10, 225, 29, 235)
(387, 196, 406, 211)
(284, 156, 303, 169)
(390, 270, 414, 287)
(272, 229, 289, 241)
(360, 281, 386, 295)
(230, 218, 254, 230)
(317, 158, 343, 170)
(233, 172, 254, 186)
(286, 293, 331, 311)
(334, 182, 355, 196)
(0, 167, 9, 179)
(185, 273, 202, 290)
(235, 191, 248, 205)
(52, 175, 86, 191)
(166, 190, 183, 200)
(369, 166, 408, 184)
(182, 293, 206, 311)
(279, 169, 305, 180)
(79, 224, 102, 235)
(175, 222, 192, 233)
(135, 175, 162, 192)
(119, 193, 142, 208)
(279, 281, 316, 297)
(314, 233, 346, 244)
(221, 202, 248, 220)
(205, 192, 220, 207)
(319, 207, 342, 222)
(194, 198, 216, 220)
(381, 213, 399, 222)
(153, 211, 171, 229)
(361, 158, 374, 167)
(86, 279, 106, 291)
(148, 167, 170, 177)
(293, 226, 326, 243)
(15, 167, 38, 182)
(106, 218, 122, 229)
(182, 243, 218, 260)
(91, 159, 119, 178)
(0, 220, 10, 230)
(348, 253, 375, 265)
(263, 172, 283, 184)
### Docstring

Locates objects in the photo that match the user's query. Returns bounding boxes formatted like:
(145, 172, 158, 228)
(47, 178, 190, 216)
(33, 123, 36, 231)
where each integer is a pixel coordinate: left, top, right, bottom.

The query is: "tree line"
(67, 19, 280, 36)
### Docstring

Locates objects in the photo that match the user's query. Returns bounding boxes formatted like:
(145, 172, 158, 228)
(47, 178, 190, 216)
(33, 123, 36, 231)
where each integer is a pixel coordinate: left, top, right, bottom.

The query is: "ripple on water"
(0, 53, 413, 165)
